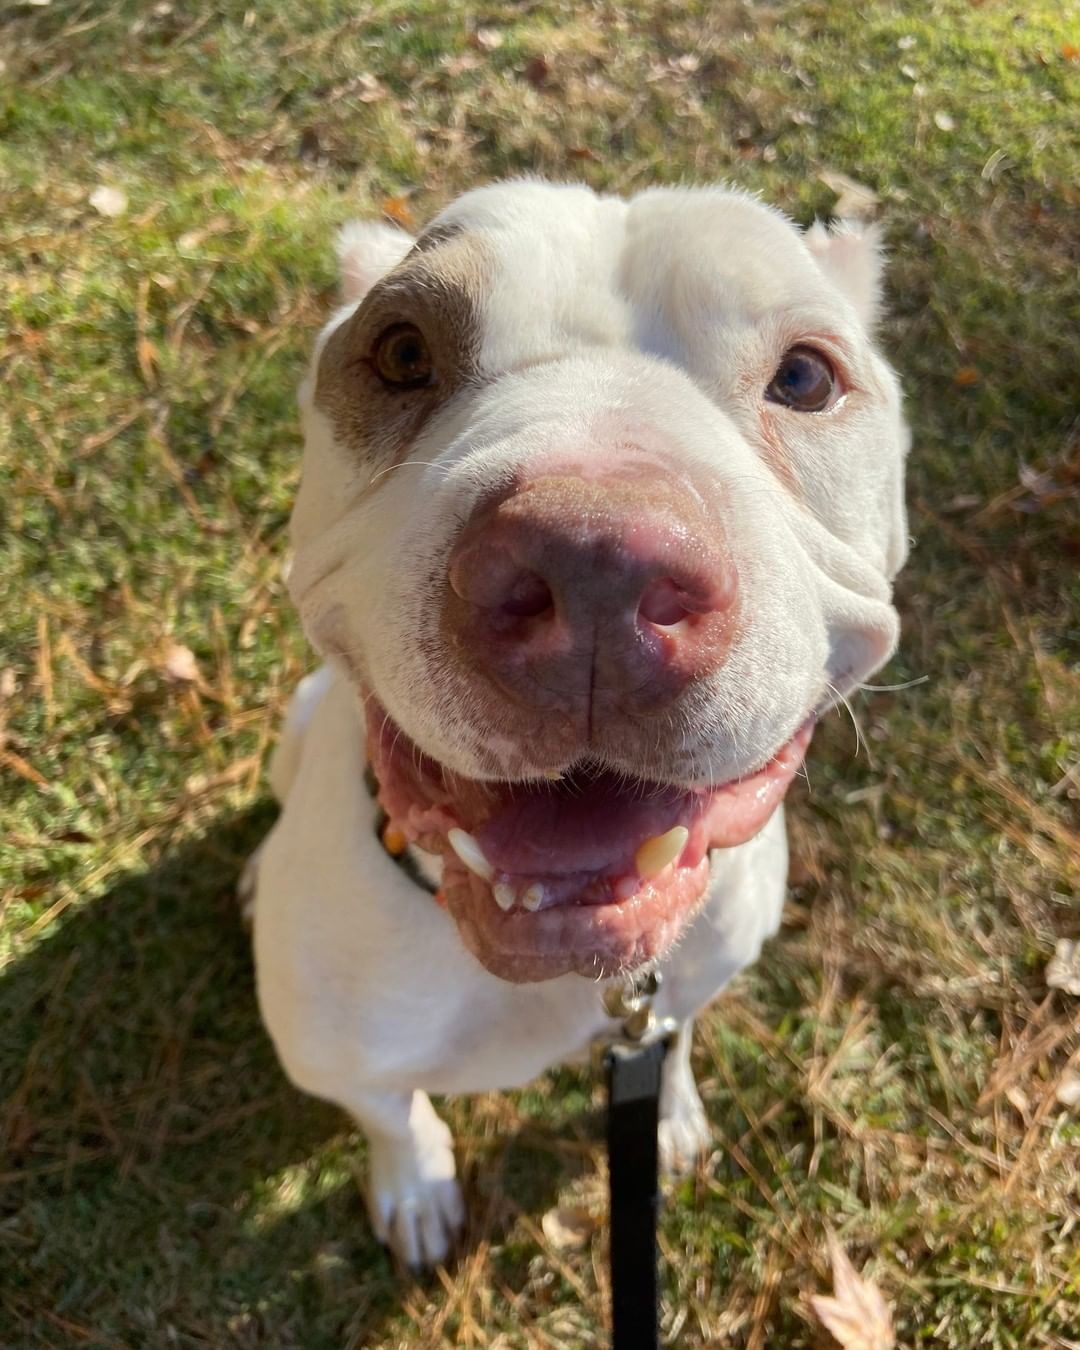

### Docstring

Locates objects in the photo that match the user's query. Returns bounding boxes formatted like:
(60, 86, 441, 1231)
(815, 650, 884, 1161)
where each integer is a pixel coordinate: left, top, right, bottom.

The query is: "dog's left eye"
(765, 346, 836, 412)
(372, 323, 436, 390)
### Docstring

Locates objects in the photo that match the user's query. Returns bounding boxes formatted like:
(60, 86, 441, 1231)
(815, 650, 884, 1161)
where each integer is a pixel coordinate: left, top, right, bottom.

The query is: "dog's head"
(290, 180, 909, 983)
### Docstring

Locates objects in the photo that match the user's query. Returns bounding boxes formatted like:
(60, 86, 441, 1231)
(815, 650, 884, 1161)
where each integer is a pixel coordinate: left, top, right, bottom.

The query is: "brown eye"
(766, 345, 836, 412)
(372, 323, 435, 390)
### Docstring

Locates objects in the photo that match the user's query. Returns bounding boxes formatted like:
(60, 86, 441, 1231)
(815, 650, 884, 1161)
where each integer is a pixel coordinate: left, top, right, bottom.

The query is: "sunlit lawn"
(1, 1, 1078, 1345)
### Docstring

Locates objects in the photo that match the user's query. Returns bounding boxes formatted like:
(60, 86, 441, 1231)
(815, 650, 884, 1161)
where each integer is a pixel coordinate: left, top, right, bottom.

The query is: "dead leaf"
(523, 54, 551, 87)
(177, 215, 231, 250)
(1055, 1072, 1080, 1108)
(933, 110, 956, 132)
(442, 52, 481, 77)
(953, 366, 980, 388)
(1012, 450, 1080, 513)
(355, 72, 386, 103)
(1062, 43, 1079, 61)
(568, 146, 600, 162)
(136, 336, 158, 386)
(89, 185, 128, 218)
(0, 668, 16, 701)
(818, 170, 879, 219)
(381, 195, 417, 231)
(1047, 939, 1080, 996)
(541, 1206, 595, 1251)
(160, 643, 200, 684)
(809, 1234, 895, 1350)
(297, 127, 322, 163)
(472, 26, 503, 51)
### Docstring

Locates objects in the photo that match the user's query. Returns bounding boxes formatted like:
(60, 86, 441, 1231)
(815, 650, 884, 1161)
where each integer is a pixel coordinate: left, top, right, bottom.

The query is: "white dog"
(250, 180, 909, 1268)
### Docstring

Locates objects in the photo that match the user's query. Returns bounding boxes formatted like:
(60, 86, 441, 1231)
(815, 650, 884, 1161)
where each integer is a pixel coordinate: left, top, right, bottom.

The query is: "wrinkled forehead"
(403, 183, 842, 367)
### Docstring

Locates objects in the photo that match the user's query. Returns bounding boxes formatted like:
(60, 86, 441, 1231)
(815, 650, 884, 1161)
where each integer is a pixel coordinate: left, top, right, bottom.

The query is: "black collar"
(365, 766, 440, 897)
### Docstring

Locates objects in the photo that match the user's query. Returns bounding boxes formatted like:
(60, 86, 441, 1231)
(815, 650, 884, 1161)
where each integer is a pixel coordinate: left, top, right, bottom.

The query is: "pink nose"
(445, 473, 738, 717)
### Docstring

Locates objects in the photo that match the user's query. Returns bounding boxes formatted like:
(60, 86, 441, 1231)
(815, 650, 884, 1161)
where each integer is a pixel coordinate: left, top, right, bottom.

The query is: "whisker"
(823, 681, 863, 761)
(369, 459, 453, 484)
(856, 674, 929, 692)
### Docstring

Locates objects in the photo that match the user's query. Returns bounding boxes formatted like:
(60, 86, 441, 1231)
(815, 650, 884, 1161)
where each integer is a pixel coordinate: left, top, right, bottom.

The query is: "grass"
(1, 0, 1078, 1345)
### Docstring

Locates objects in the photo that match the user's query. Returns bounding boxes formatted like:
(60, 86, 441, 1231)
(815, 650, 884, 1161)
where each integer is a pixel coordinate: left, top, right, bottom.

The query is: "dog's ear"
(336, 221, 414, 303)
(804, 219, 884, 329)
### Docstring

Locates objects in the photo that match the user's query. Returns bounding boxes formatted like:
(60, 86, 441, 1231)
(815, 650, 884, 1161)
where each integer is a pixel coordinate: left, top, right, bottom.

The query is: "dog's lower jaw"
(443, 853, 715, 984)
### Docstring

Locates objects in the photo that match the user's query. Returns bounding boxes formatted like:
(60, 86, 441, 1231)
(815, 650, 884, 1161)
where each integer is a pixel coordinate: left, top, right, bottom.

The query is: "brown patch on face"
(314, 230, 492, 476)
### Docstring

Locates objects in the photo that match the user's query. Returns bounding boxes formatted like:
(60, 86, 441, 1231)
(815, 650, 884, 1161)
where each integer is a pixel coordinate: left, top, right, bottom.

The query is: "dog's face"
(290, 181, 909, 984)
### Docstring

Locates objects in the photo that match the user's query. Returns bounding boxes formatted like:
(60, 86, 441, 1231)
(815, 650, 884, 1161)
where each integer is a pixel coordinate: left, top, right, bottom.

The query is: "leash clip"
(596, 968, 677, 1060)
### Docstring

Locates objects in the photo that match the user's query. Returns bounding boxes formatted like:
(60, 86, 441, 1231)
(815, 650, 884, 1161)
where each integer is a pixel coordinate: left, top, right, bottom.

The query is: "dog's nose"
(445, 472, 738, 716)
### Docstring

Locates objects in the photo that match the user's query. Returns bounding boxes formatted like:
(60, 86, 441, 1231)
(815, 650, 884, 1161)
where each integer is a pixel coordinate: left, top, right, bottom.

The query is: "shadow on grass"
(0, 807, 593, 1348)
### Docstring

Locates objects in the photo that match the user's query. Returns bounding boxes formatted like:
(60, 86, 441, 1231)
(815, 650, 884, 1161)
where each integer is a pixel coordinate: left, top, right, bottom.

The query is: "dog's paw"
(366, 1116, 464, 1270)
(658, 1091, 712, 1177)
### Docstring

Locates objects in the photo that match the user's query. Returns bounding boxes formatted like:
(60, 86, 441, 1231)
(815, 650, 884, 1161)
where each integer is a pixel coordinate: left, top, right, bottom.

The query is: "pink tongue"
(475, 772, 689, 877)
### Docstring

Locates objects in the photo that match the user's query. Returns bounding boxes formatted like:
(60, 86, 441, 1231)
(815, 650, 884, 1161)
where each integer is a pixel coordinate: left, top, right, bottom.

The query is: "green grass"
(1, 1, 1078, 1345)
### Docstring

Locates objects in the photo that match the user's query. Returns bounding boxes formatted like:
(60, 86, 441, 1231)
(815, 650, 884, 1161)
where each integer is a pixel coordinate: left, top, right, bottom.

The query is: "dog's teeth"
(522, 884, 545, 912)
(493, 883, 516, 911)
(614, 875, 639, 901)
(542, 769, 563, 781)
(635, 826, 689, 880)
(447, 828, 494, 881)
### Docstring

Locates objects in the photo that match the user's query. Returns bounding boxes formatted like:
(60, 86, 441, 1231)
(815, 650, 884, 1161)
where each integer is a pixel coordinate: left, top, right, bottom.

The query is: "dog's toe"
(384, 1178, 464, 1269)
(366, 1127, 464, 1270)
(370, 1176, 465, 1270)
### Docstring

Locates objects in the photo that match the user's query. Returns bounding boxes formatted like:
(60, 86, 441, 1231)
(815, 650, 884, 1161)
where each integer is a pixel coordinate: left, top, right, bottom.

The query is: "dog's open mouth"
(366, 702, 813, 983)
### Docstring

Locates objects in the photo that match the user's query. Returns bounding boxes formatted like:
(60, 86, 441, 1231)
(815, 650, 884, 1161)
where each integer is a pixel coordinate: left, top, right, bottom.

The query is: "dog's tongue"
(474, 773, 686, 878)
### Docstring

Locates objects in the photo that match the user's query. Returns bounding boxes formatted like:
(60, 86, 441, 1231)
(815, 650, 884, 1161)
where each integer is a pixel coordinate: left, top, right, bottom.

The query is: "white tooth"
(542, 769, 563, 781)
(493, 883, 516, 911)
(522, 884, 545, 912)
(635, 826, 689, 880)
(447, 828, 494, 882)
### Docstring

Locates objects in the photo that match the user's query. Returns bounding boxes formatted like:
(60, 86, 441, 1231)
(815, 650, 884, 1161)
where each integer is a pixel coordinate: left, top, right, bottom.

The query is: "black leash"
(601, 973, 676, 1350)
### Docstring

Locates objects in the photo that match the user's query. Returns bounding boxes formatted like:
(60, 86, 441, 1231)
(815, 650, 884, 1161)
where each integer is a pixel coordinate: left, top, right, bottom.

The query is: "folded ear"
(335, 220, 414, 303)
(804, 219, 885, 329)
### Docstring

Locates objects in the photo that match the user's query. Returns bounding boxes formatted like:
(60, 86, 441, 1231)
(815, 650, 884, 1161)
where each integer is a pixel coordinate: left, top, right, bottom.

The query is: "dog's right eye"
(372, 323, 436, 390)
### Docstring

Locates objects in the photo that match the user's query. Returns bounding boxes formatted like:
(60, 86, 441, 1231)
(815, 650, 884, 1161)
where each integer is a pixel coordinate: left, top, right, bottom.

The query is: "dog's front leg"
(347, 1087, 464, 1269)
(658, 1020, 712, 1176)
